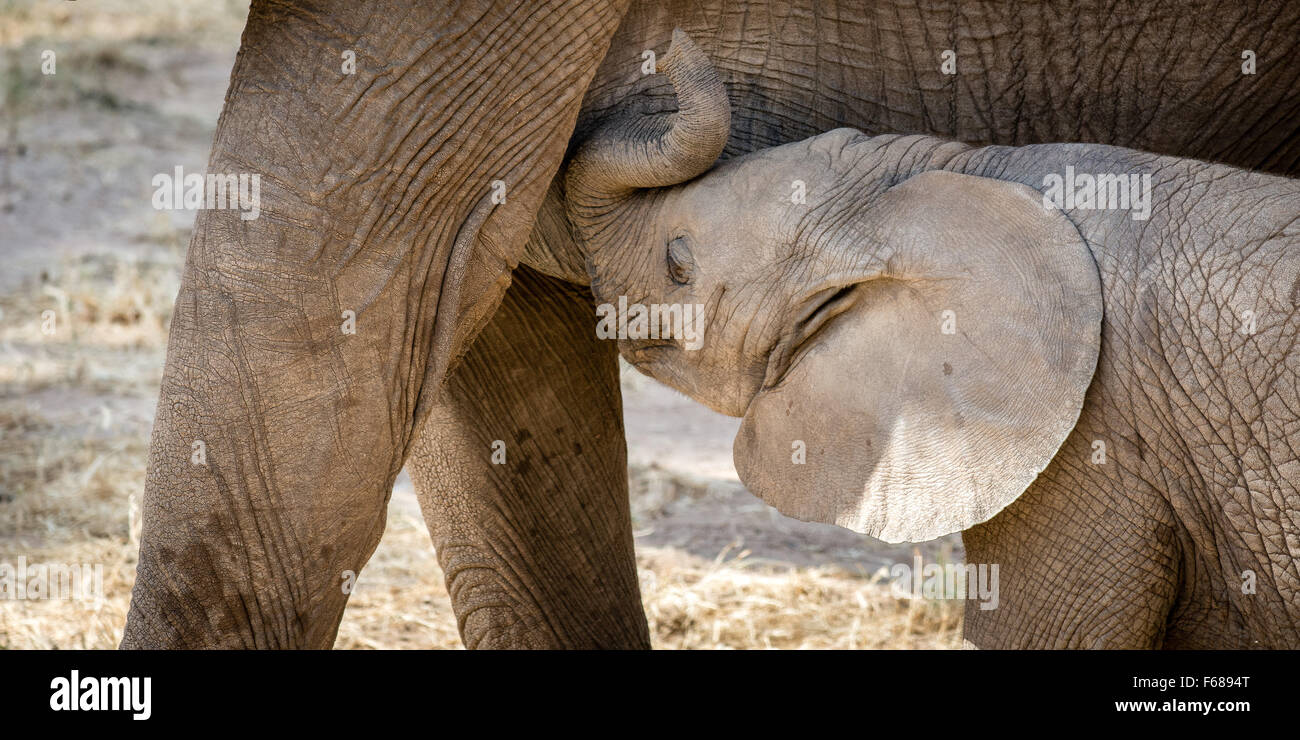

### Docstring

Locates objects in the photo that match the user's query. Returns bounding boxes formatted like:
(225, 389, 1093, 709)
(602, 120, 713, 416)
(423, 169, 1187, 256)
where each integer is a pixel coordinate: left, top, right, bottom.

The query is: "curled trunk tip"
(566, 28, 732, 206)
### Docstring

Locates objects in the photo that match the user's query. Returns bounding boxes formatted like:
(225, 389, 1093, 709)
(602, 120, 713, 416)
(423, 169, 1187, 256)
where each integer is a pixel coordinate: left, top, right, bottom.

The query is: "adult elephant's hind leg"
(408, 266, 649, 649)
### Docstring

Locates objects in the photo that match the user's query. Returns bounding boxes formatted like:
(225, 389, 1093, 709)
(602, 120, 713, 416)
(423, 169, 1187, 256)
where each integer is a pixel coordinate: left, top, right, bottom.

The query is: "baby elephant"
(562, 31, 1300, 648)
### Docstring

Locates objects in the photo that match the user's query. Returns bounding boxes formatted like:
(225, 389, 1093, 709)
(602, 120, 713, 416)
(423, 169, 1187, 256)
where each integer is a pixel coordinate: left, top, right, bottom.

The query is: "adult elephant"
(124, 0, 1299, 648)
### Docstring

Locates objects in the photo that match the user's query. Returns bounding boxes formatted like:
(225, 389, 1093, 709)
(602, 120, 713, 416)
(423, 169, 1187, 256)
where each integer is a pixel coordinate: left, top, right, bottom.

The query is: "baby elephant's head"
(565, 31, 1103, 543)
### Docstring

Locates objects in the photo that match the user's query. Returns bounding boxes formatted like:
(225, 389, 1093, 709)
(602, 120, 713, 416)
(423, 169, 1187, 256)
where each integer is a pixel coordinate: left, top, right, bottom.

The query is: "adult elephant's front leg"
(121, 0, 628, 648)
(407, 266, 648, 649)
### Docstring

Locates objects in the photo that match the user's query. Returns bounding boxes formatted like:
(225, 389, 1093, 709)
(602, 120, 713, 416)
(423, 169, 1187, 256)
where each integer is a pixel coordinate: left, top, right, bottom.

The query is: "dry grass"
(2, 436, 963, 650)
(333, 508, 962, 650)
(1, 0, 249, 48)
(639, 549, 961, 649)
(0, 254, 162, 649)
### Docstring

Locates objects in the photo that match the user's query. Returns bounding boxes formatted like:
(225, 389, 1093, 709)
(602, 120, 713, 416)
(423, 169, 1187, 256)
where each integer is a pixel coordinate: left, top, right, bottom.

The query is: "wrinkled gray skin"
(125, 0, 1300, 649)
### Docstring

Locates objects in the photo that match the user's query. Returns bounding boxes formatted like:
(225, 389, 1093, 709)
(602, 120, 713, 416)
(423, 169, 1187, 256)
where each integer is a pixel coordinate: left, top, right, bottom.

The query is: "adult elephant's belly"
(573, 0, 1300, 175)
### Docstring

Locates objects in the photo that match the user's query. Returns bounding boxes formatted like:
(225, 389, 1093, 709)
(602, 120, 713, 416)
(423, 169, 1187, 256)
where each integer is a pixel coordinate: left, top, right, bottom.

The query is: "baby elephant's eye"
(667, 236, 695, 285)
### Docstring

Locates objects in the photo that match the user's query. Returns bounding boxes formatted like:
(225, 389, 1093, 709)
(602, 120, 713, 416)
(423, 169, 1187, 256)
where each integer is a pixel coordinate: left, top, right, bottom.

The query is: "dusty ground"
(0, 0, 963, 649)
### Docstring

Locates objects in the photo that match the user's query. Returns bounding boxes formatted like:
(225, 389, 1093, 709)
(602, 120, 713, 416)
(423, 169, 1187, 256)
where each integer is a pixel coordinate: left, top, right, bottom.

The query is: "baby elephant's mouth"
(762, 282, 864, 389)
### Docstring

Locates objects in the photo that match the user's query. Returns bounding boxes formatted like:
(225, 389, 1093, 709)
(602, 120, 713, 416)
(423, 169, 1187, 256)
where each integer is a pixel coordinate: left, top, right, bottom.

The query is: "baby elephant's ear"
(733, 170, 1103, 543)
